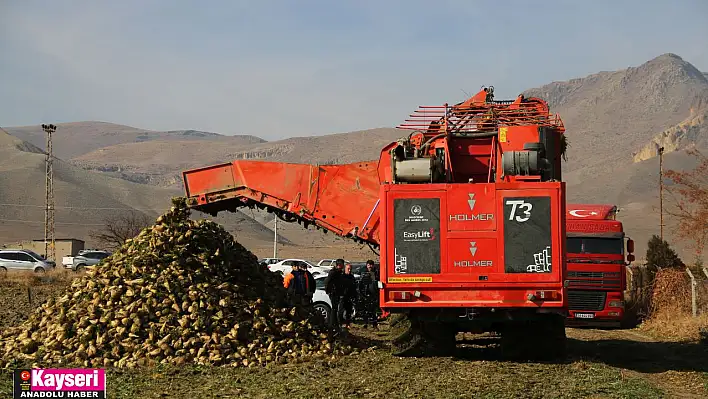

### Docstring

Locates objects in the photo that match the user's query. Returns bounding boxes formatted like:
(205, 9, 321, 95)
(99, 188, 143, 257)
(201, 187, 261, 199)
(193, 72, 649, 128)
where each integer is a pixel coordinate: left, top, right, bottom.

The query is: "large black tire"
(536, 315, 567, 360)
(501, 315, 566, 361)
(312, 302, 332, 326)
(389, 314, 456, 357)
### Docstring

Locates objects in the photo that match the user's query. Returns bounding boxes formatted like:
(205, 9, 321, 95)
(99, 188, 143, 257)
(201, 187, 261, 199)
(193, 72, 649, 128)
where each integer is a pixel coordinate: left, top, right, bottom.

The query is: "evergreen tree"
(645, 235, 684, 270)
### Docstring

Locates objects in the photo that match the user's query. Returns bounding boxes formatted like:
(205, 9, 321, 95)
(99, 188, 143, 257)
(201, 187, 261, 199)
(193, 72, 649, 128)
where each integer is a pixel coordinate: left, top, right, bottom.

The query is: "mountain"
(69, 127, 404, 186)
(523, 53, 708, 171)
(523, 53, 708, 256)
(0, 127, 287, 249)
(3, 121, 266, 161)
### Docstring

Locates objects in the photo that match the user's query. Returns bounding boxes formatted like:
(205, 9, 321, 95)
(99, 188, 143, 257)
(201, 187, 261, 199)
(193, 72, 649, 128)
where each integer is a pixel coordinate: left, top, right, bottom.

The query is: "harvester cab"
(182, 87, 569, 360)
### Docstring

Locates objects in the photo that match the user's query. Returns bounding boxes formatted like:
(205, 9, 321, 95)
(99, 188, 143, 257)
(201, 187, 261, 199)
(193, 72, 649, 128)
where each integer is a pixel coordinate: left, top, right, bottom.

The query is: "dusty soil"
(1, 274, 706, 398)
(0, 272, 72, 328)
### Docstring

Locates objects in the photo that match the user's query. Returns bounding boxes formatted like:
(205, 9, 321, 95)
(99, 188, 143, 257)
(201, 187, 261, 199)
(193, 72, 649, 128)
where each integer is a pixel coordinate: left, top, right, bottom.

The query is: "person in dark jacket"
(324, 259, 346, 329)
(302, 266, 316, 305)
(338, 263, 358, 328)
(359, 260, 379, 328)
(285, 264, 309, 306)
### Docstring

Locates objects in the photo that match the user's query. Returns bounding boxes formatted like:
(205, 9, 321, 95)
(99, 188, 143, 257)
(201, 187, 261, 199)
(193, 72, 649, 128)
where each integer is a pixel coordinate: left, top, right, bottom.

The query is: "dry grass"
(640, 268, 708, 342)
(0, 269, 75, 328)
(2, 264, 708, 397)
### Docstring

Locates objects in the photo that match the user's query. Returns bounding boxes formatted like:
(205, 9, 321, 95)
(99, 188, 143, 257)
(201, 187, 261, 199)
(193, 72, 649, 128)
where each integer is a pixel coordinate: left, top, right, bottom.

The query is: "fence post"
(628, 267, 634, 304)
(686, 268, 697, 317)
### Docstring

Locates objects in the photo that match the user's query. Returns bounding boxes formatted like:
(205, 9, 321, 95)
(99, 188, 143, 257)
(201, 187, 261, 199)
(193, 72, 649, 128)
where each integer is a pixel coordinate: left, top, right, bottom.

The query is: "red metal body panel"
(565, 203, 628, 325)
(379, 182, 566, 309)
(181, 87, 569, 325)
(183, 160, 382, 245)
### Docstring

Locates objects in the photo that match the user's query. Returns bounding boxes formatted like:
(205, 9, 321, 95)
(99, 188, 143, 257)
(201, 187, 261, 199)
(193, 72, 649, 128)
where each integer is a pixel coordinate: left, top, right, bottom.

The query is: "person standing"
(301, 263, 316, 306)
(325, 259, 345, 330)
(285, 264, 309, 307)
(338, 263, 358, 329)
(283, 264, 297, 290)
(359, 260, 379, 328)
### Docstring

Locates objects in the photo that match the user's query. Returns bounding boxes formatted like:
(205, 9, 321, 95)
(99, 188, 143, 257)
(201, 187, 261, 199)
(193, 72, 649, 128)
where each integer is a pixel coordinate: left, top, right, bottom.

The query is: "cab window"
(567, 237, 623, 255)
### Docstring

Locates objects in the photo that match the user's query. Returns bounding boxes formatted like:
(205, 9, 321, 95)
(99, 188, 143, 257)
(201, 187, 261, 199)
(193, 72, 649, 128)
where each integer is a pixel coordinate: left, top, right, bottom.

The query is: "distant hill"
(0, 127, 287, 250)
(523, 53, 708, 256)
(3, 121, 266, 161)
(523, 53, 708, 171)
(69, 127, 404, 186)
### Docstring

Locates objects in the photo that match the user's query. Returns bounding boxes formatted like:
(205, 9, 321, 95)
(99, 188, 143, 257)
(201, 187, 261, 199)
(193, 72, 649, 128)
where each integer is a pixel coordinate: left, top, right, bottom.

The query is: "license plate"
(575, 313, 595, 319)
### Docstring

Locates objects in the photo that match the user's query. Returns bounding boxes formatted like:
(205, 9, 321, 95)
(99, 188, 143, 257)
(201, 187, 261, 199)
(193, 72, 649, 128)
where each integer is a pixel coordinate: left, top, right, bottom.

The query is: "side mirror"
(627, 238, 635, 254)
(627, 254, 635, 263)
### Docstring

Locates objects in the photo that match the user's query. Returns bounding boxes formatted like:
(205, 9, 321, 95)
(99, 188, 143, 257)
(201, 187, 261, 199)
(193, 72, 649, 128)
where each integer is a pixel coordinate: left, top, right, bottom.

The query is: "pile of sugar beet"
(0, 198, 354, 369)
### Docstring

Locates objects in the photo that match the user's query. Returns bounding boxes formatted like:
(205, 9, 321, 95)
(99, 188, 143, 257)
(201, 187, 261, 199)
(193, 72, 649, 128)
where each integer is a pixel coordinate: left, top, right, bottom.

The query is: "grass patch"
(0, 350, 664, 399)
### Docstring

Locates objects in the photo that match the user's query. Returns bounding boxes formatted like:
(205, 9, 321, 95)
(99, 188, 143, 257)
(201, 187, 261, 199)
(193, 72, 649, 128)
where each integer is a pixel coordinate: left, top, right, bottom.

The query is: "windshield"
(567, 237, 623, 255)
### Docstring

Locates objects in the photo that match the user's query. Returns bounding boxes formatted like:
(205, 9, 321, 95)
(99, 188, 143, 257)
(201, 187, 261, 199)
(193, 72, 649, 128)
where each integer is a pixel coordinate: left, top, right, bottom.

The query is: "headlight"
(608, 300, 624, 308)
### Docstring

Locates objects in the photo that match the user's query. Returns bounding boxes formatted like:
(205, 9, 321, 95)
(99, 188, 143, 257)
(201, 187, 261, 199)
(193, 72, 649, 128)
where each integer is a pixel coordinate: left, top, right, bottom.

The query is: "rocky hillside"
(0, 128, 285, 248)
(4, 121, 265, 161)
(69, 127, 403, 186)
(523, 53, 708, 171)
(523, 53, 708, 256)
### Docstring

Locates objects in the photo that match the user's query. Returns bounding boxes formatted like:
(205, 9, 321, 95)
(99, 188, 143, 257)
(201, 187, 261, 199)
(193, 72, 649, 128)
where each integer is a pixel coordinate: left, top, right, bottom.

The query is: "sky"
(1, 0, 707, 140)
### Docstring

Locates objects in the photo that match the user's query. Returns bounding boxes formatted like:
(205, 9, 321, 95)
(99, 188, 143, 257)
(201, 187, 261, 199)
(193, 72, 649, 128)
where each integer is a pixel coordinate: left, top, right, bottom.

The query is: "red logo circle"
(20, 371, 30, 381)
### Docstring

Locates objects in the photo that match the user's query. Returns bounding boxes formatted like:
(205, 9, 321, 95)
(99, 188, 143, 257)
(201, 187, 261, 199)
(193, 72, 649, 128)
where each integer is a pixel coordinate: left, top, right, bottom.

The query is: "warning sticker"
(499, 127, 508, 142)
(388, 276, 433, 283)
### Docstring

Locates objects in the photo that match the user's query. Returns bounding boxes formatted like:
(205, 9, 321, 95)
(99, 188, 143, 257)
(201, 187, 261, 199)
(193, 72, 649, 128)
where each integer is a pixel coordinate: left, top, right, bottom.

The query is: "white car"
(312, 275, 356, 325)
(267, 259, 328, 277)
(258, 258, 282, 265)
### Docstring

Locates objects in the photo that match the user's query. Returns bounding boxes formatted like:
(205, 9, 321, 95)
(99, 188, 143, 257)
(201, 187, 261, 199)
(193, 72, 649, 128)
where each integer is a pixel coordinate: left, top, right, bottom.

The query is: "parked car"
(350, 262, 379, 280)
(61, 256, 75, 269)
(316, 259, 348, 269)
(267, 259, 328, 277)
(258, 258, 282, 265)
(0, 249, 56, 274)
(72, 250, 111, 272)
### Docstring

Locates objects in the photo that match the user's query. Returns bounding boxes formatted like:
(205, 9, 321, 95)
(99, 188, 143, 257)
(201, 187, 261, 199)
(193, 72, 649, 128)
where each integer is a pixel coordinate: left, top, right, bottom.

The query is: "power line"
(0, 203, 159, 211)
(42, 123, 56, 262)
(0, 203, 275, 213)
(0, 218, 104, 226)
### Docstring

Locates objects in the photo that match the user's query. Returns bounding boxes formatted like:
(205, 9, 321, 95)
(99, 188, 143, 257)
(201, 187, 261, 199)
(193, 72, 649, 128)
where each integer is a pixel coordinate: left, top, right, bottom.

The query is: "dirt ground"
(1, 273, 707, 398)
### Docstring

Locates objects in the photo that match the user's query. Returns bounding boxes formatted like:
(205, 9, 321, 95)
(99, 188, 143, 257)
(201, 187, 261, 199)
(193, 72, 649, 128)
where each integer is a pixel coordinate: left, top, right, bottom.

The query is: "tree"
(645, 235, 684, 271)
(90, 212, 153, 250)
(664, 148, 708, 258)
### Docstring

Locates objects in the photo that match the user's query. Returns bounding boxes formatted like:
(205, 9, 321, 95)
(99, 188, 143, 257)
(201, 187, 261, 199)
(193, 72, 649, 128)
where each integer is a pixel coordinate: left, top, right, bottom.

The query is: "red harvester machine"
(182, 87, 569, 359)
(565, 204, 635, 328)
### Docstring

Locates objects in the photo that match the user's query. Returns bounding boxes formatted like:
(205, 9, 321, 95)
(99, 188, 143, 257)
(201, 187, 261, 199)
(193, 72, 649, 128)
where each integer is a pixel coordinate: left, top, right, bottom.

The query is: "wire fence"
(626, 264, 708, 321)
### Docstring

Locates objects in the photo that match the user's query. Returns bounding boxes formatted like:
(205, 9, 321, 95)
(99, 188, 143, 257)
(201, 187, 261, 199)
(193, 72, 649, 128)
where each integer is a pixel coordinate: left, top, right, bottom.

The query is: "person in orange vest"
(284, 263, 310, 306)
(283, 264, 297, 289)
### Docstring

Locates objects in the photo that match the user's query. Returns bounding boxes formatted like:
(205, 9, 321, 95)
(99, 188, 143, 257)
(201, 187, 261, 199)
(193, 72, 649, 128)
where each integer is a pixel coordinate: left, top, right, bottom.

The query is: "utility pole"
(658, 146, 664, 241)
(273, 215, 278, 258)
(42, 124, 57, 262)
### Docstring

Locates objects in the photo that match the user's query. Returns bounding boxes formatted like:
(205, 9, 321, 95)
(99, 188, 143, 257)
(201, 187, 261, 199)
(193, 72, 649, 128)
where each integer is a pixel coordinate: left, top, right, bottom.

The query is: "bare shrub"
(640, 268, 708, 341)
(89, 212, 153, 250)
